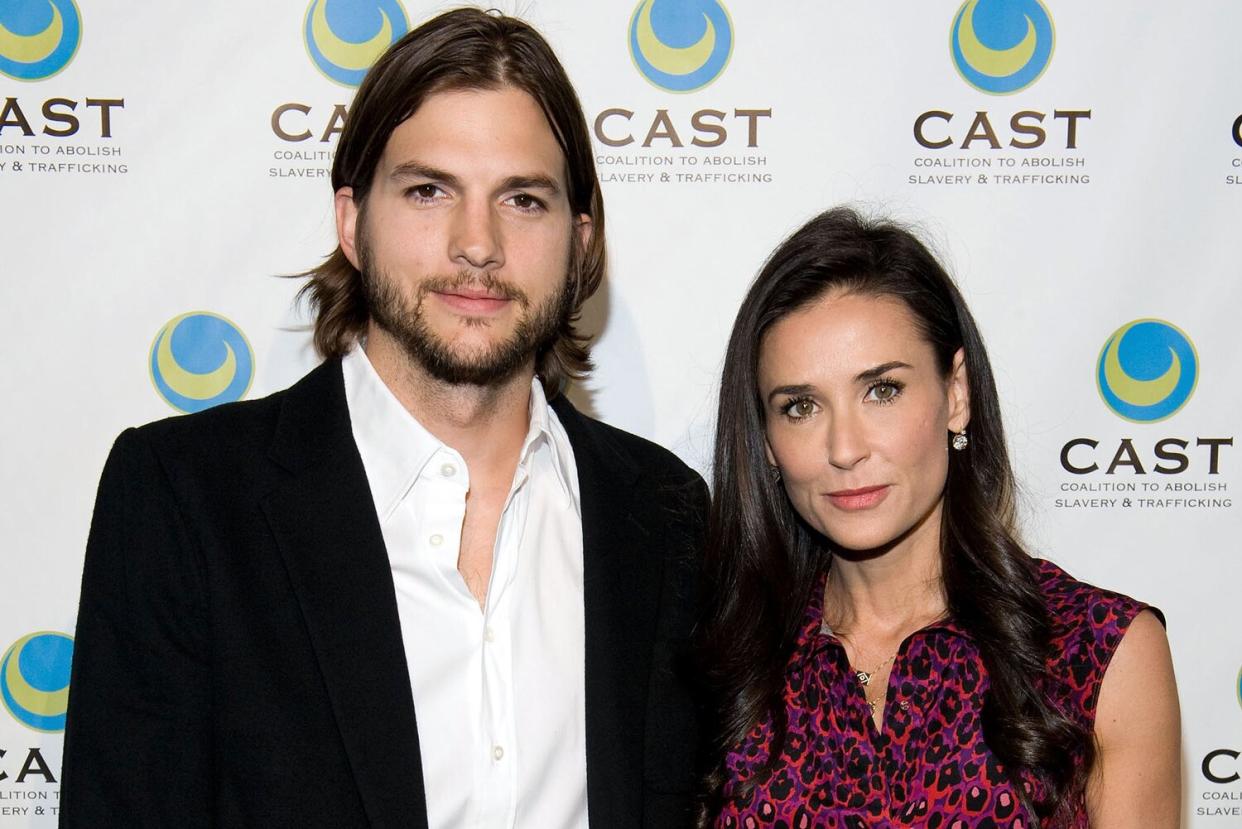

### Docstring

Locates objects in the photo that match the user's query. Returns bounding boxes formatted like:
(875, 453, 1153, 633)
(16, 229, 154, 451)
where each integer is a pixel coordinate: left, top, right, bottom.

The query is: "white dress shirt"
(342, 346, 588, 828)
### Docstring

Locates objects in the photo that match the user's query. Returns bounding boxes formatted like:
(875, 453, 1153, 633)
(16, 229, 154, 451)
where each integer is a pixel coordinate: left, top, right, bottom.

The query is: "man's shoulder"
(135, 388, 282, 446)
(122, 359, 341, 469)
(551, 395, 703, 487)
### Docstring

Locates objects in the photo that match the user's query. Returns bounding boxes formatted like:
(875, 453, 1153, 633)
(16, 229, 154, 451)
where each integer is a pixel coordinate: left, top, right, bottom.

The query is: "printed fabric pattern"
(716, 559, 1151, 828)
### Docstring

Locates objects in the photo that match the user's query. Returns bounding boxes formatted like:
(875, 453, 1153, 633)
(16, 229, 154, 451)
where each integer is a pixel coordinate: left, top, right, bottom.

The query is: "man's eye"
(508, 193, 544, 211)
(408, 184, 441, 200)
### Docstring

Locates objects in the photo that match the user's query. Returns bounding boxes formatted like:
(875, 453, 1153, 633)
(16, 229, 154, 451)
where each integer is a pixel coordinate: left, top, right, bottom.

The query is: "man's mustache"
(417, 270, 530, 306)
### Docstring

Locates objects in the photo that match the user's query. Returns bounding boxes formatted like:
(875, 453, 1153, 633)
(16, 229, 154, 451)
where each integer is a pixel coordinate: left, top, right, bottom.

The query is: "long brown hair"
(700, 207, 1091, 823)
(297, 8, 606, 398)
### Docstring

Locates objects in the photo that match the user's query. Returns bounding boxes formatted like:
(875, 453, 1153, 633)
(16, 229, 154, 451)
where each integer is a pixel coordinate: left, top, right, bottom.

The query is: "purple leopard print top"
(716, 559, 1152, 828)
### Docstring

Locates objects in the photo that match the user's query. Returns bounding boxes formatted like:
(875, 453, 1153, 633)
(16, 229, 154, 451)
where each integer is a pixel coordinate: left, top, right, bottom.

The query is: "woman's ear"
(947, 347, 971, 433)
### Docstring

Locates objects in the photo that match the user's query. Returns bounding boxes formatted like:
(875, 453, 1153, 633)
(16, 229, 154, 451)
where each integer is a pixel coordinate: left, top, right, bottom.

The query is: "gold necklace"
(822, 569, 910, 714)
(854, 653, 896, 687)
(854, 653, 896, 714)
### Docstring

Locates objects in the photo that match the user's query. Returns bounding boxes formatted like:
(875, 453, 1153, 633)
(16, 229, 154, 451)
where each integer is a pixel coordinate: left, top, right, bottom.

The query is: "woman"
(700, 208, 1180, 827)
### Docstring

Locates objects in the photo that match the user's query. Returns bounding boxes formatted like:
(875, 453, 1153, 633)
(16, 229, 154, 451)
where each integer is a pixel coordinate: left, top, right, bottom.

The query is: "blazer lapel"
(553, 397, 662, 823)
(261, 360, 429, 829)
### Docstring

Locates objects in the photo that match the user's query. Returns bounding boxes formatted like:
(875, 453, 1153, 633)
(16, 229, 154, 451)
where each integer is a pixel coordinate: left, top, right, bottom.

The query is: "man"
(60, 10, 707, 828)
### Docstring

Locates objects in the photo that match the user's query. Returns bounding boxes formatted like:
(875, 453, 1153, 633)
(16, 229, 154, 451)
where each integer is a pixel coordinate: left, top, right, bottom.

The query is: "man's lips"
(432, 288, 512, 315)
(824, 485, 890, 511)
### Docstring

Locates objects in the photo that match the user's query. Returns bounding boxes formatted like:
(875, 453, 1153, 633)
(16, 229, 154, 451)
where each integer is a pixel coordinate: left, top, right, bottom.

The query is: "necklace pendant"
(855, 669, 871, 686)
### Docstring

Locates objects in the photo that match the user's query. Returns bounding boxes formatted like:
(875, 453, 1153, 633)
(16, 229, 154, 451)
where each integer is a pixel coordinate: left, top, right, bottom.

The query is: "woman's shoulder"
(1031, 557, 1162, 720)
(1032, 558, 1159, 634)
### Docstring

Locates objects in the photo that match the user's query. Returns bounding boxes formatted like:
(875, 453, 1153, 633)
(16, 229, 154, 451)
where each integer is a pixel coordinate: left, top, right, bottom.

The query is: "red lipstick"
(825, 485, 890, 511)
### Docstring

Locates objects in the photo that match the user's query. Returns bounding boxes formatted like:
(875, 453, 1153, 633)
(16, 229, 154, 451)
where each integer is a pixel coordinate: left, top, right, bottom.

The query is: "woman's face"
(758, 290, 970, 554)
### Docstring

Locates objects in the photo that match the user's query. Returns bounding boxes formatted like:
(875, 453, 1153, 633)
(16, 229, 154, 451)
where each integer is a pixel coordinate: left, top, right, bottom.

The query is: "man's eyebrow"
(389, 161, 461, 189)
(855, 361, 912, 382)
(767, 384, 815, 403)
(499, 174, 561, 196)
(387, 164, 562, 197)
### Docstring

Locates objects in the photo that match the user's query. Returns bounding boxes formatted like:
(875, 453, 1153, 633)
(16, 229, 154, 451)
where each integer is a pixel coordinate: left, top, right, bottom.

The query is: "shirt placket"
(475, 462, 529, 827)
(814, 637, 894, 825)
(880, 643, 923, 824)
(422, 448, 471, 602)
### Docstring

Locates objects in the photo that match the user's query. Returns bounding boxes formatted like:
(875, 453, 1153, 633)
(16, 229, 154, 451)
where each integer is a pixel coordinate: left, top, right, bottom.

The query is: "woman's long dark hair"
(699, 207, 1091, 823)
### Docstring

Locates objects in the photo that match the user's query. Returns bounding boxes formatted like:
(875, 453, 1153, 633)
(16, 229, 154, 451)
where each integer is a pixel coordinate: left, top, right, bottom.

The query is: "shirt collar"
(342, 346, 577, 520)
(342, 346, 443, 522)
(521, 379, 579, 509)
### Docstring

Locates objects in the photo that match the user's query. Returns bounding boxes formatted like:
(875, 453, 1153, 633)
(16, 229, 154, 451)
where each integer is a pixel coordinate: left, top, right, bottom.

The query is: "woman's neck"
(823, 500, 948, 640)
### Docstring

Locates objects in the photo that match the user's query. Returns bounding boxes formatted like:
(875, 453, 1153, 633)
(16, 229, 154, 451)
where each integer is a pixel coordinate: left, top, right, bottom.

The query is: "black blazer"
(60, 359, 709, 828)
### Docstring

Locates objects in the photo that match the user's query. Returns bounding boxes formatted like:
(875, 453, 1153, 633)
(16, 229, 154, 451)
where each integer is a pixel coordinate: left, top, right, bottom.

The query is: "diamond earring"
(951, 430, 969, 451)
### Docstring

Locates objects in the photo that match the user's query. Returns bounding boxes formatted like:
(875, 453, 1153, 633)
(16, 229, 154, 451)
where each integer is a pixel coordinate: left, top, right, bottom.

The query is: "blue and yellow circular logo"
(1, 632, 73, 733)
(304, 0, 409, 88)
(629, 0, 733, 93)
(0, 0, 82, 82)
(1096, 319, 1198, 424)
(950, 0, 1054, 95)
(150, 312, 255, 414)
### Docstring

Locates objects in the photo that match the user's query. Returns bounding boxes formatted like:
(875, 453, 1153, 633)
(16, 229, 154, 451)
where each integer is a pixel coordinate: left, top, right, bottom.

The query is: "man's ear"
(334, 187, 360, 270)
(947, 347, 971, 433)
(574, 213, 593, 254)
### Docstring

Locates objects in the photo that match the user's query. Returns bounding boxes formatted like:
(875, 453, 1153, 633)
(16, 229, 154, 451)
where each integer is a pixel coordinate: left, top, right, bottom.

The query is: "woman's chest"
(720, 635, 1036, 827)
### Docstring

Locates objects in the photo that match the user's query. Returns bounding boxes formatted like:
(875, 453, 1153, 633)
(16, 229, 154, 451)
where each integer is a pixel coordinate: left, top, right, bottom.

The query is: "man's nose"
(449, 198, 504, 270)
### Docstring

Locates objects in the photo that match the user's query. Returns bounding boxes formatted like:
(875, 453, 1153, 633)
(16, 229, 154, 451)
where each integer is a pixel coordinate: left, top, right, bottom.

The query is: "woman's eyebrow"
(766, 384, 814, 403)
(854, 361, 912, 383)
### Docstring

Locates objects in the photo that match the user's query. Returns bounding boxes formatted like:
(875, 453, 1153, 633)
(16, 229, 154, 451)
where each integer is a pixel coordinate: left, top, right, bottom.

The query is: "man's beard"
(357, 237, 572, 387)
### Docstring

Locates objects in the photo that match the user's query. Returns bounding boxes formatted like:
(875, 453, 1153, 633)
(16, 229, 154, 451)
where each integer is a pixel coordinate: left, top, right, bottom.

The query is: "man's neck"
(362, 331, 533, 489)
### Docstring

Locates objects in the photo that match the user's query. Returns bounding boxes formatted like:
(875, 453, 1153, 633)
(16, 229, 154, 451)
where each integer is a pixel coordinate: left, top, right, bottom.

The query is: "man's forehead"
(379, 85, 567, 175)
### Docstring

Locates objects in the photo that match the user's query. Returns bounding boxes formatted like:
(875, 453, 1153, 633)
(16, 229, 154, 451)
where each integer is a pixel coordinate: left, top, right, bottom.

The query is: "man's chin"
(406, 335, 536, 387)
(418, 354, 532, 387)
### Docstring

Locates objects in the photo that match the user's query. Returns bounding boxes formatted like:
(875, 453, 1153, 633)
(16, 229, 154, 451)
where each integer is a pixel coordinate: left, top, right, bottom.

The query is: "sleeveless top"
(715, 559, 1153, 828)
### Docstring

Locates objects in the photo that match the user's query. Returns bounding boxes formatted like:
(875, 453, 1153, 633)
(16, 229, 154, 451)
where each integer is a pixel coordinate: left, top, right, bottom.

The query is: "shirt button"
(429, 533, 443, 547)
(484, 626, 496, 643)
(440, 463, 457, 477)
(899, 700, 910, 710)
(492, 745, 505, 761)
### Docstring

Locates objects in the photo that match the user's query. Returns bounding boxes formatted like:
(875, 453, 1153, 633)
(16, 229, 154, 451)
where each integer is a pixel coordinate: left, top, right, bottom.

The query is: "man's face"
(336, 85, 589, 386)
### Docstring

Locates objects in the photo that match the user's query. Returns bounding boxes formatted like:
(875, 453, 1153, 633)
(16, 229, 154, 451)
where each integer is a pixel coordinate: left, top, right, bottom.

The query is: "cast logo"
(0, 0, 82, 82)
(628, 0, 733, 93)
(304, 0, 409, 88)
(1204, 749, 1241, 784)
(950, 0, 1054, 95)
(0, 632, 73, 732)
(1097, 319, 1198, 424)
(149, 312, 255, 414)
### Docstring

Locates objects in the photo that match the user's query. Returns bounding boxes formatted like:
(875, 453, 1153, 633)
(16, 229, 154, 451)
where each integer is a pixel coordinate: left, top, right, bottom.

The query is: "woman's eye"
(783, 398, 817, 420)
(866, 382, 902, 404)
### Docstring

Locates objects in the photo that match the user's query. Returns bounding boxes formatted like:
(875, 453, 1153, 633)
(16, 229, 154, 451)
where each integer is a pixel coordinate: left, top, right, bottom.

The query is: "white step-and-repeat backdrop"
(1, 1, 1237, 824)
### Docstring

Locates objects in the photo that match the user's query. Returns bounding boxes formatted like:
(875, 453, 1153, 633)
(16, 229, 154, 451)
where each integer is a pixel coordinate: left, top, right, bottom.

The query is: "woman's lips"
(824, 485, 890, 511)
